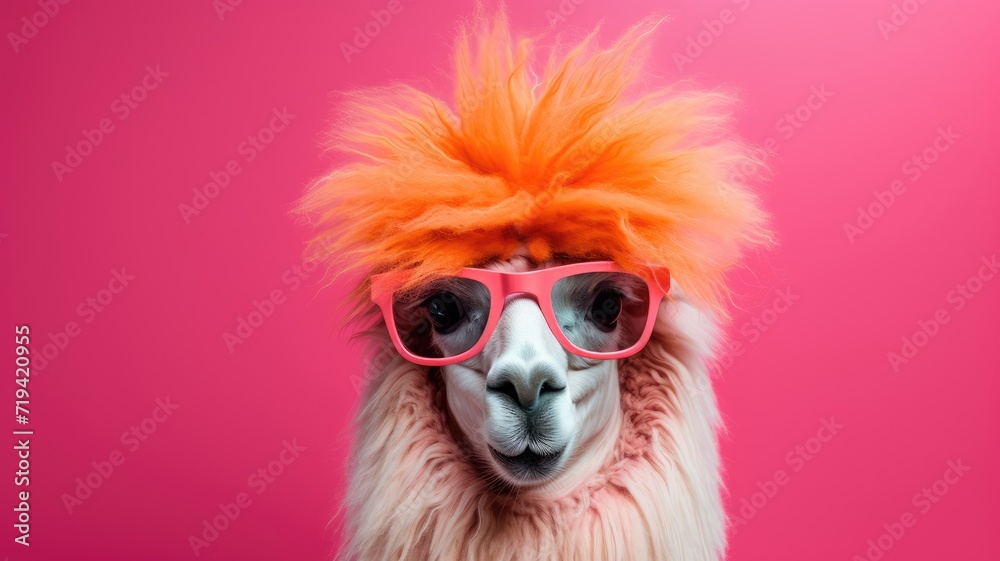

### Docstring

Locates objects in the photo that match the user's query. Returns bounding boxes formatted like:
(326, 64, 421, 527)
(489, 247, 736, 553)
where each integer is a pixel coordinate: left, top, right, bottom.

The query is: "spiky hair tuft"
(296, 12, 771, 324)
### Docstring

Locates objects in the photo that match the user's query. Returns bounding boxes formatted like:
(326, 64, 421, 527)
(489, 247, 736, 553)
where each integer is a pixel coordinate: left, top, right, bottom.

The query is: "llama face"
(439, 254, 623, 487)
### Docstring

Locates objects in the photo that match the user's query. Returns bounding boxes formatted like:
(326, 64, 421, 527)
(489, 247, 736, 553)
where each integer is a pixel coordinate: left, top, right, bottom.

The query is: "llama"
(298, 12, 770, 561)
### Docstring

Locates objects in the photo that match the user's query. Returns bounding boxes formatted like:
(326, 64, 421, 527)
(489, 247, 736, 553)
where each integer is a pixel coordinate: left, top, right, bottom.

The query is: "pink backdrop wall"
(2, 0, 998, 559)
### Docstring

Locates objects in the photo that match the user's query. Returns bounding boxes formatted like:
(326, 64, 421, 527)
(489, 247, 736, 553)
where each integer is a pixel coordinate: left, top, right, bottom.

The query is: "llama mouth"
(488, 445, 565, 481)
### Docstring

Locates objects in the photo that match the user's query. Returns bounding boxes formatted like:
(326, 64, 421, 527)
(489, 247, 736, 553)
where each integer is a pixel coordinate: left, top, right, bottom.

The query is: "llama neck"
(341, 328, 725, 560)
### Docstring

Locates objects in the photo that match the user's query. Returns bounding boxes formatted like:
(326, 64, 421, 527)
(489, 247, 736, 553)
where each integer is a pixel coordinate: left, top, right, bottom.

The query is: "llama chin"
(343, 289, 725, 560)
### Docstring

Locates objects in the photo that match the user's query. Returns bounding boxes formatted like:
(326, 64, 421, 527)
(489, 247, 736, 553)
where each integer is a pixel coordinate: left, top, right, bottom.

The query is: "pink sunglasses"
(370, 261, 669, 366)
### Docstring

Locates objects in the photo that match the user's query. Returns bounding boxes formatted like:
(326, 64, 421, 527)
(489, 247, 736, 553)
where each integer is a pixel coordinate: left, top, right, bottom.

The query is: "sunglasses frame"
(370, 261, 669, 366)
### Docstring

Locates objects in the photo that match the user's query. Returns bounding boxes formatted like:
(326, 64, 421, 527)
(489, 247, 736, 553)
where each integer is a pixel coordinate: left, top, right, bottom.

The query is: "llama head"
(424, 252, 638, 486)
(297, 11, 770, 496)
(368, 247, 675, 488)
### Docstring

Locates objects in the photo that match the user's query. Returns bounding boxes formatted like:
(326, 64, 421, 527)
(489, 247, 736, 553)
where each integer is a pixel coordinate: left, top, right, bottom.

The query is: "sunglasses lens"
(551, 272, 651, 354)
(390, 277, 491, 360)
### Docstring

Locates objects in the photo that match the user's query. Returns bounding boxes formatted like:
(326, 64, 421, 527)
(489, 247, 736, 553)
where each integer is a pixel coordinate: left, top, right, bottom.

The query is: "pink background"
(2, 0, 998, 559)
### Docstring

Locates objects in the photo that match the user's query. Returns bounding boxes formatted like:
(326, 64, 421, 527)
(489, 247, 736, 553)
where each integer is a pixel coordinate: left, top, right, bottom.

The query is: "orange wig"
(297, 13, 770, 322)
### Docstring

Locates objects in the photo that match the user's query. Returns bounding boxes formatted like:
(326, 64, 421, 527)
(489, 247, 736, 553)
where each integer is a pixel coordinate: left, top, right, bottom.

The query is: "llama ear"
(655, 286, 721, 367)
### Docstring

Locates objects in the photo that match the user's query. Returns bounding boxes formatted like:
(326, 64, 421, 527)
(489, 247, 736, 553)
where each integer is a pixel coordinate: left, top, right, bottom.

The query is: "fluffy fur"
(298, 11, 771, 561)
(297, 13, 769, 324)
(344, 293, 724, 560)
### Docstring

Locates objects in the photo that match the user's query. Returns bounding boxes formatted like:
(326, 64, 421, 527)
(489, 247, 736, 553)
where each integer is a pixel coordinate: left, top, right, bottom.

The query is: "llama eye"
(422, 291, 465, 334)
(588, 289, 622, 333)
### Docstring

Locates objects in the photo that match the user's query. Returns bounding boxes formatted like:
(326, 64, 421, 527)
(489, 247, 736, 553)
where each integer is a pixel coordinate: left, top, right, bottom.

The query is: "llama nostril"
(488, 375, 565, 410)
(488, 380, 521, 406)
(487, 356, 567, 410)
(539, 381, 565, 395)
